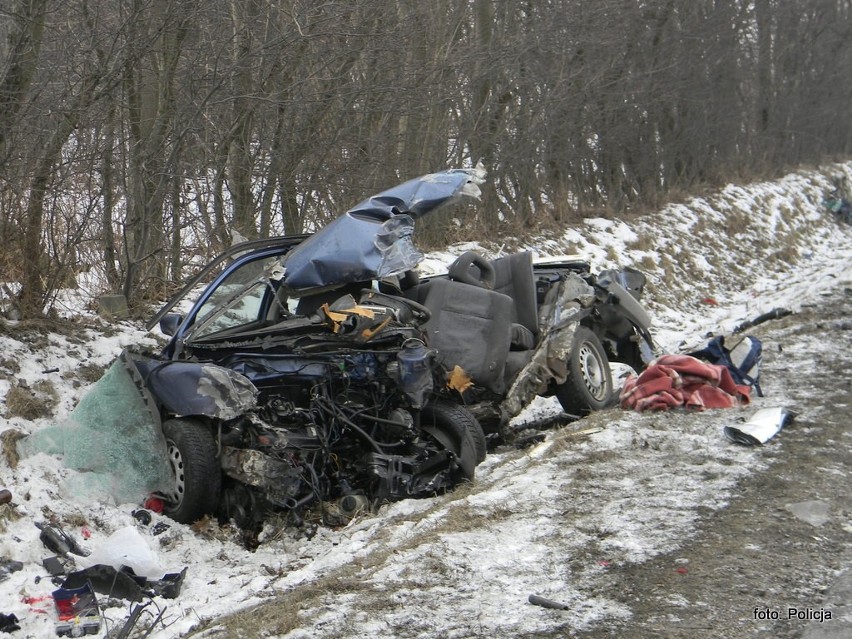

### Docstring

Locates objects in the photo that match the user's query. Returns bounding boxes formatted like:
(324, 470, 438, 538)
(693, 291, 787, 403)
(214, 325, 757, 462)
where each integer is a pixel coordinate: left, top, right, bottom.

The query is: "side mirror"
(159, 313, 183, 337)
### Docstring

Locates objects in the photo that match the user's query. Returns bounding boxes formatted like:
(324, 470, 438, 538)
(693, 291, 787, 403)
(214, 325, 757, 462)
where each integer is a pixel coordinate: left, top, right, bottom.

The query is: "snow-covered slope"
(1, 162, 851, 638)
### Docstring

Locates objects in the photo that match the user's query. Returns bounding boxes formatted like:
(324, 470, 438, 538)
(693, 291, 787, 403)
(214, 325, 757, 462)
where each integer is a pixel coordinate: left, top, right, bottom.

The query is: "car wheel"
(420, 400, 486, 479)
(555, 326, 614, 416)
(161, 418, 221, 524)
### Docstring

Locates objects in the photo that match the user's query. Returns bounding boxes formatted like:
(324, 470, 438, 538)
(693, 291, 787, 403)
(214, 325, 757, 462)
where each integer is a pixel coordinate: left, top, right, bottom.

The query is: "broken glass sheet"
(19, 359, 171, 505)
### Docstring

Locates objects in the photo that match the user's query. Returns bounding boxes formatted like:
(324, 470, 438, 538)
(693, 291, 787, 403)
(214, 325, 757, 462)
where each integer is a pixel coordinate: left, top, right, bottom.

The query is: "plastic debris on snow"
(723, 407, 797, 445)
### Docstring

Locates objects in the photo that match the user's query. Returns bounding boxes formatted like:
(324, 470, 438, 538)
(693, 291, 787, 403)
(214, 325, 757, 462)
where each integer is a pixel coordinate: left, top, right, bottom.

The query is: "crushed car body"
(107, 166, 654, 535)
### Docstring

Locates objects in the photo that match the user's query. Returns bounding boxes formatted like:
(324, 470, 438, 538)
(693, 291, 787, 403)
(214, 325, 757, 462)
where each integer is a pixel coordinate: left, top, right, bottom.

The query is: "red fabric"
(620, 354, 751, 412)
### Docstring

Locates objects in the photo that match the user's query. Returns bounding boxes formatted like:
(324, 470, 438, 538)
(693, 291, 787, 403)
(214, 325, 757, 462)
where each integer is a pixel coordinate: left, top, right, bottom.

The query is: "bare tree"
(2, 0, 851, 317)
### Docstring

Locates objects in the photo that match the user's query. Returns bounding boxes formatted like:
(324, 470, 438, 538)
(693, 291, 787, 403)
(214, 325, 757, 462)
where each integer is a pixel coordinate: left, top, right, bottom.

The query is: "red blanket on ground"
(620, 354, 751, 412)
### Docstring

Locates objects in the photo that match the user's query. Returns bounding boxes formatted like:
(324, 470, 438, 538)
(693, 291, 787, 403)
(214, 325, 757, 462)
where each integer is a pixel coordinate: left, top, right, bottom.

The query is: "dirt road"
(579, 285, 852, 639)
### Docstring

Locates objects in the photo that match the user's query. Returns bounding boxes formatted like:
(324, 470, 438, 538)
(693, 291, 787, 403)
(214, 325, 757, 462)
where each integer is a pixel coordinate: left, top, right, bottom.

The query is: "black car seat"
(407, 275, 513, 395)
(491, 252, 539, 350)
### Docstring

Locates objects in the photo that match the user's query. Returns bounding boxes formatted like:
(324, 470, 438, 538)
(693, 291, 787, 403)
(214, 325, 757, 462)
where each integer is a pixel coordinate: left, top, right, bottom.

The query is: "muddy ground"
(578, 285, 852, 639)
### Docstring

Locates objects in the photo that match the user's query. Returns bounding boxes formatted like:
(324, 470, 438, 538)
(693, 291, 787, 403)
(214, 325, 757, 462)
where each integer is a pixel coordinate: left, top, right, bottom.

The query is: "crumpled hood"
(280, 166, 485, 293)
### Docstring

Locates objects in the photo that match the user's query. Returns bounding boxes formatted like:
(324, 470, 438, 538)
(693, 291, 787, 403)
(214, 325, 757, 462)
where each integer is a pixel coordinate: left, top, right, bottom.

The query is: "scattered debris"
(528, 594, 570, 610)
(36, 522, 91, 558)
(512, 432, 545, 448)
(43, 555, 76, 578)
(62, 564, 187, 601)
(822, 184, 852, 224)
(688, 335, 763, 397)
(78, 527, 164, 578)
(567, 426, 604, 437)
(785, 500, 831, 528)
(0, 559, 23, 583)
(733, 307, 793, 333)
(0, 612, 20, 632)
(52, 582, 100, 637)
(723, 407, 796, 445)
(113, 601, 164, 639)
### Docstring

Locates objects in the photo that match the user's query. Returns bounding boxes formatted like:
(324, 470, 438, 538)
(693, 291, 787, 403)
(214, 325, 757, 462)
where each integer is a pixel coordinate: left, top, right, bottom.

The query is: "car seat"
(408, 277, 513, 394)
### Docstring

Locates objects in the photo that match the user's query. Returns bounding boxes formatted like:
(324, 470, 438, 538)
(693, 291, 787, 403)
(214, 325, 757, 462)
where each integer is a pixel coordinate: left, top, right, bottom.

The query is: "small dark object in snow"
(0, 559, 23, 582)
(510, 412, 579, 448)
(0, 612, 21, 632)
(528, 594, 570, 610)
(36, 522, 90, 557)
(0, 488, 11, 504)
(43, 555, 76, 577)
(149, 567, 187, 599)
(151, 521, 171, 536)
(132, 509, 152, 526)
(733, 307, 792, 334)
(513, 431, 547, 449)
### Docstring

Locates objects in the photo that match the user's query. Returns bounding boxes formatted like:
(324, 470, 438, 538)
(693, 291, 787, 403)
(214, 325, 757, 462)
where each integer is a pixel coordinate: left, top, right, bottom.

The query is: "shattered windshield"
(191, 256, 289, 339)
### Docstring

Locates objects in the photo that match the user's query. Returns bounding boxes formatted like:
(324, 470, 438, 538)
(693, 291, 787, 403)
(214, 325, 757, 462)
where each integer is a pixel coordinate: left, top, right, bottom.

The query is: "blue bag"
(689, 335, 764, 397)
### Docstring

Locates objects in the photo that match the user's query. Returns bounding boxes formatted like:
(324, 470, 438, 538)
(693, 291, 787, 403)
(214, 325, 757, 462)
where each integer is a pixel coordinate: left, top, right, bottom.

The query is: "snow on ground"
(1, 162, 851, 638)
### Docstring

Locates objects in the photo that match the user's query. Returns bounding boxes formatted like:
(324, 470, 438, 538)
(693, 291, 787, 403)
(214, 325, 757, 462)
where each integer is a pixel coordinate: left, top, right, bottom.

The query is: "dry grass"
(4, 380, 58, 420)
(75, 362, 106, 384)
(183, 549, 382, 638)
(0, 503, 22, 533)
(625, 234, 656, 252)
(769, 244, 800, 266)
(656, 253, 676, 283)
(724, 209, 752, 235)
(0, 357, 20, 375)
(1, 429, 26, 468)
(638, 254, 657, 271)
(605, 245, 620, 263)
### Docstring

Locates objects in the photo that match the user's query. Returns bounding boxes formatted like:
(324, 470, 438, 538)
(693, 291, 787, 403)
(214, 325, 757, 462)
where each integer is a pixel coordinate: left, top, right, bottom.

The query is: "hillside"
(1, 161, 851, 638)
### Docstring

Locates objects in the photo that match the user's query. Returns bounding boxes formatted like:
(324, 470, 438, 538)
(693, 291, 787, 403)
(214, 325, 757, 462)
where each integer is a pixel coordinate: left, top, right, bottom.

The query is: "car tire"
(555, 326, 614, 416)
(161, 418, 221, 524)
(420, 401, 486, 479)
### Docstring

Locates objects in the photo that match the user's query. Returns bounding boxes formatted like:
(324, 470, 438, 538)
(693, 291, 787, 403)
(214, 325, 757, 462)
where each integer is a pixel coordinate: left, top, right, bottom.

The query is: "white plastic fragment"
(78, 526, 165, 579)
(723, 407, 796, 445)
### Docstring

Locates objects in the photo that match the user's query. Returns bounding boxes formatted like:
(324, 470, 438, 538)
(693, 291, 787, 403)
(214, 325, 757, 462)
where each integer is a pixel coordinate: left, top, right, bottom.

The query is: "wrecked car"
(125, 167, 654, 531)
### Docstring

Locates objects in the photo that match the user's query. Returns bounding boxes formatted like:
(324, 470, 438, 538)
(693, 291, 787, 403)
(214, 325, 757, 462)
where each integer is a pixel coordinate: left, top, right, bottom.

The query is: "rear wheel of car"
(555, 326, 614, 416)
(161, 418, 221, 524)
(420, 401, 486, 479)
